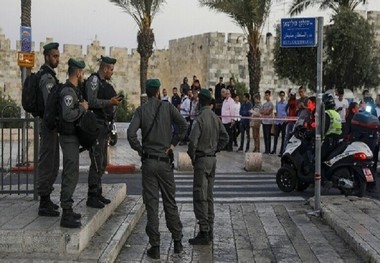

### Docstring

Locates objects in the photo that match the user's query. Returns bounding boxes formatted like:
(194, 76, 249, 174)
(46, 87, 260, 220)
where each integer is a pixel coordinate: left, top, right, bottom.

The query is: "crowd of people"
(162, 78, 312, 157)
(162, 78, 380, 164)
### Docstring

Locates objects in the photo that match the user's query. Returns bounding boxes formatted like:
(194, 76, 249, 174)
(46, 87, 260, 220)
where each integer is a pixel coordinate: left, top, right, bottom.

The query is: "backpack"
(43, 83, 64, 131)
(76, 111, 100, 150)
(22, 70, 45, 117)
(80, 73, 98, 102)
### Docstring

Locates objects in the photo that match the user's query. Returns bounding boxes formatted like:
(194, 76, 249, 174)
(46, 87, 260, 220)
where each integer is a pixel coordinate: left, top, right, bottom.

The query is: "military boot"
(86, 193, 105, 209)
(46, 195, 59, 210)
(38, 196, 60, 217)
(65, 207, 82, 220)
(60, 209, 81, 228)
(188, 231, 210, 245)
(174, 240, 183, 253)
(98, 188, 111, 204)
(147, 246, 160, 259)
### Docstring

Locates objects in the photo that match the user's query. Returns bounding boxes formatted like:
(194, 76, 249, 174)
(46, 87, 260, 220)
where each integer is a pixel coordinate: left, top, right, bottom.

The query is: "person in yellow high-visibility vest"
(321, 93, 342, 162)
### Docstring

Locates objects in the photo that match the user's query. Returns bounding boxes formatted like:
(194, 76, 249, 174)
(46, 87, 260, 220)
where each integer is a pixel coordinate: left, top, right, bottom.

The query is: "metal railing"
(0, 107, 39, 199)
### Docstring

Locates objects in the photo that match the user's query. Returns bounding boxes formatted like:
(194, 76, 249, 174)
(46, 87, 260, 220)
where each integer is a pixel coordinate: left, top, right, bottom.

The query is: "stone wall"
(1, 10, 379, 108)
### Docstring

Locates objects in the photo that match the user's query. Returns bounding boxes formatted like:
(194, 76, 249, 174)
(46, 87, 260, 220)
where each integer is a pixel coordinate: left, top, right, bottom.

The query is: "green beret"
(146, 79, 161, 90)
(43, 42, 59, 51)
(68, 58, 86, 69)
(199, 88, 212, 100)
(100, 55, 117, 64)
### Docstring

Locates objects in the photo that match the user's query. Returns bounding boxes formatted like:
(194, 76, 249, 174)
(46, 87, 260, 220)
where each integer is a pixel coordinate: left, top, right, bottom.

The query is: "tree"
(199, 0, 272, 96)
(115, 91, 135, 122)
(273, 25, 317, 91)
(0, 91, 21, 128)
(289, 0, 367, 16)
(110, 0, 165, 104)
(324, 9, 379, 90)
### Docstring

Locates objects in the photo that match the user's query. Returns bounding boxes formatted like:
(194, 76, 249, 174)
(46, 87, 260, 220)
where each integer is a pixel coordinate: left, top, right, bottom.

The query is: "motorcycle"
(276, 126, 374, 197)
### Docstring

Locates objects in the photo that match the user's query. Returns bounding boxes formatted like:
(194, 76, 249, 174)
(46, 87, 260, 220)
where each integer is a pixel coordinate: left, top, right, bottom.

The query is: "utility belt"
(143, 153, 171, 163)
(195, 152, 216, 160)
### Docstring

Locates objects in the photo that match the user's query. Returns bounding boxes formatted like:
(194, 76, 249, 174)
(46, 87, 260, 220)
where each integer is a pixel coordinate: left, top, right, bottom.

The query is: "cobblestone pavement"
(116, 202, 362, 263)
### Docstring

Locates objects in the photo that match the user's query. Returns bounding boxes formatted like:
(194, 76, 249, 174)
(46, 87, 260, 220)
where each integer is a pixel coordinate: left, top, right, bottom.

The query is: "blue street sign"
(281, 17, 317, 47)
(20, 26, 32, 53)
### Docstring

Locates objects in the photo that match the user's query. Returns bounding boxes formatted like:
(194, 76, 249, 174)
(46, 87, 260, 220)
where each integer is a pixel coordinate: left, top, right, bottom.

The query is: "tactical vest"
(59, 86, 81, 135)
(93, 77, 117, 121)
(325, 109, 342, 137)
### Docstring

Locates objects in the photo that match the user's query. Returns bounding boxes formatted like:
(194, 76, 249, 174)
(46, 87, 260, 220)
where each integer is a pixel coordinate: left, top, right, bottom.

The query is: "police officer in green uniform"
(59, 58, 88, 228)
(127, 79, 188, 259)
(85, 56, 121, 208)
(321, 93, 342, 161)
(187, 89, 229, 245)
(37, 42, 61, 217)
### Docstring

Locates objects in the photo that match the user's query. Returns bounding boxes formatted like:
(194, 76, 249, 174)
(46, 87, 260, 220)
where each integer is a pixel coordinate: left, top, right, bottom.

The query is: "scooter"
(276, 126, 374, 197)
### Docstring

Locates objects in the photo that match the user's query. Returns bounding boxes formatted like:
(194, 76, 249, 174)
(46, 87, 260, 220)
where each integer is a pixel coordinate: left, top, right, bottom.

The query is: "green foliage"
(289, 0, 367, 16)
(233, 77, 248, 101)
(273, 25, 317, 91)
(273, 9, 379, 92)
(0, 91, 21, 128)
(0, 92, 20, 118)
(324, 9, 379, 90)
(114, 91, 135, 122)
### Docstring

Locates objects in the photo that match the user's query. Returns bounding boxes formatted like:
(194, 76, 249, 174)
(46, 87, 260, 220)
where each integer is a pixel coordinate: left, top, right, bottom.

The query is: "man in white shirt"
(180, 89, 192, 120)
(221, 89, 235, 151)
(232, 95, 241, 147)
(179, 89, 192, 145)
(334, 87, 349, 137)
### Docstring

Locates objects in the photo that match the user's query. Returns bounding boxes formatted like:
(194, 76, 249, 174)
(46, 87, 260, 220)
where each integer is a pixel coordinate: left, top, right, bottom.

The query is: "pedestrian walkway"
(2, 135, 380, 262)
(116, 202, 362, 263)
(174, 173, 304, 203)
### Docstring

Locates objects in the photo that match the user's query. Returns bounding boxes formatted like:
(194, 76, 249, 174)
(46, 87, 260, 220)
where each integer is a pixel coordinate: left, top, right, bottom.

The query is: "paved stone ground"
(2, 135, 380, 262)
(116, 202, 362, 263)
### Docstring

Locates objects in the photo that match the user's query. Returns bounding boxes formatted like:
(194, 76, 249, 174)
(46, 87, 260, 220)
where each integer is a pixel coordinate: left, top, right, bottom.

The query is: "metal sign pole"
(314, 17, 324, 212)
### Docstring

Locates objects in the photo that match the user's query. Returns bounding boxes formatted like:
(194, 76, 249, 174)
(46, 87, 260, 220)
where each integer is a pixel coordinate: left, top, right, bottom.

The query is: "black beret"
(43, 42, 59, 51)
(100, 55, 117, 64)
(68, 58, 86, 69)
(146, 79, 161, 90)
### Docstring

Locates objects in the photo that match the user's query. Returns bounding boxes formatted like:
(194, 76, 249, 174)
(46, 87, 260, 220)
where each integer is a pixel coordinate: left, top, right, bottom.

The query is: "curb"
(309, 197, 380, 263)
(10, 164, 136, 174)
(106, 164, 136, 174)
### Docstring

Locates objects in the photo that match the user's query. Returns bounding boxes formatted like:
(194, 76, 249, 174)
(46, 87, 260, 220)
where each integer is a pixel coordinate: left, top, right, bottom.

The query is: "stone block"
(0, 231, 22, 253)
(177, 152, 193, 171)
(245, 152, 262, 171)
(23, 231, 65, 253)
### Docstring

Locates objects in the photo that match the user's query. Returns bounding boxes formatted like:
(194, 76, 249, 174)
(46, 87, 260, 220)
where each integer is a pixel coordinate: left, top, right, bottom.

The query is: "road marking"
(175, 179, 275, 183)
(176, 184, 276, 189)
(174, 196, 305, 203)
